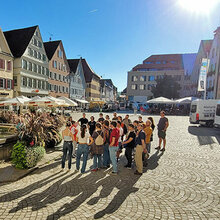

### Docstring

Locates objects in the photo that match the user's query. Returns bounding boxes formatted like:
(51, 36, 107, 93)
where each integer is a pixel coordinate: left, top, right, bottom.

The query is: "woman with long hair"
(61, 121, 74, 171)
(76, 124, 93, 173)
(148, 116, 155, 142)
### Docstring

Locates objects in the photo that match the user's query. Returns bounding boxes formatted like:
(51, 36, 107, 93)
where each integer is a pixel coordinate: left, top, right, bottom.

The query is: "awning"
(58, 96, 78, 106)
(75, 99, 89, 104)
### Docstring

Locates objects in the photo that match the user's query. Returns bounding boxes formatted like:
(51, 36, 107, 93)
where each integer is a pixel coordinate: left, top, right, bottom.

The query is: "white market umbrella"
(147, 97, 175, 104)
(24, 96, 66, 107)
(175, 97, 199, 104)
(57, 96, 78, 106)
(0, 96, 31, 106)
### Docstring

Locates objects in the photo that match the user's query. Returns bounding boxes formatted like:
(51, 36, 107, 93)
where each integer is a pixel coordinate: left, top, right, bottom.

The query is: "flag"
(198, 58, 210, 92)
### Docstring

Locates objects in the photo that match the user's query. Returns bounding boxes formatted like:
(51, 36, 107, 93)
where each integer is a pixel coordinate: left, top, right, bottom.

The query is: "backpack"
(95, 131, 104, 145)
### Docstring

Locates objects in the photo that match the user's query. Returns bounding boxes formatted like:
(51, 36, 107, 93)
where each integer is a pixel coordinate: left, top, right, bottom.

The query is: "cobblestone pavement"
(0, 113, 220, 220)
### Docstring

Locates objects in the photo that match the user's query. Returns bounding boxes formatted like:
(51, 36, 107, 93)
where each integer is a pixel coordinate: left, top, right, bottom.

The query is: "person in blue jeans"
(102, 120, 110, 168)
(109, 121, 120, 175)
(76, 124, 93, 173)
(61, 121, 75, 170)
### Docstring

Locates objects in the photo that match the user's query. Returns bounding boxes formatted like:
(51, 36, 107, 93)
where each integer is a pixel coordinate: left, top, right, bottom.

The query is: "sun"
(178, 0, 220, 15)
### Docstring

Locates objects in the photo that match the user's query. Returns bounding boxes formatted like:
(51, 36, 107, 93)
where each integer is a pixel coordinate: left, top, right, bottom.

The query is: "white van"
(189, 99, 218, 127)
(214, 101, 220, 128)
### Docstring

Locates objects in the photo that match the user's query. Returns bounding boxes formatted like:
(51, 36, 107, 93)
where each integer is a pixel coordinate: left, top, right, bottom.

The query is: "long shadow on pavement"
(7, 165, 141, 220)
(188, 126, 220, 146)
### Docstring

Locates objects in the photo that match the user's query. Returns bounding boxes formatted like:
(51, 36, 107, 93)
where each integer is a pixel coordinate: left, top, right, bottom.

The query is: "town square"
(0, 0, 220, 219)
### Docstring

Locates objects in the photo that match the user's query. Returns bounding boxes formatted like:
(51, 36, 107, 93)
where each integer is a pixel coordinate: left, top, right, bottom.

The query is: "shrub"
(11, 141, 46, 169)
(11, 141, 27, 169)
(26, 146, 46, 168)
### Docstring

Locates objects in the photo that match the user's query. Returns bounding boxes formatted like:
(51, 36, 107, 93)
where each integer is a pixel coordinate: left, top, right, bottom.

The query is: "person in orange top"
(70, 120, 78, 158)
(143, 120, 152, 166)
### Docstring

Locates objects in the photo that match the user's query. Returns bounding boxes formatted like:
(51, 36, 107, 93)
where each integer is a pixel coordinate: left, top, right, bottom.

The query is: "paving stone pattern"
(0, 114, 219, 220)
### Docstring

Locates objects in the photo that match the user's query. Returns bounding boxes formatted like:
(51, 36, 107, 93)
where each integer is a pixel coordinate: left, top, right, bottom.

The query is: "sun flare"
(178, 0, 220, 15)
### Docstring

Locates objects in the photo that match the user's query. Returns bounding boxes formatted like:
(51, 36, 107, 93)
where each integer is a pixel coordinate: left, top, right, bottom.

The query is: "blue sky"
(1, 0, 220, 91)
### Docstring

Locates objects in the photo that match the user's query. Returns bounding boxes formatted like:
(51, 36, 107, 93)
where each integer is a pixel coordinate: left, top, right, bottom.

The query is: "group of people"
(62, 111, 169, 175)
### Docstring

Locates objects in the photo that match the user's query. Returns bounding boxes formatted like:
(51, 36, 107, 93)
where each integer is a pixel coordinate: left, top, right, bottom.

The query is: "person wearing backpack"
(91, 122, 104, 171)
(102, 120, 110, 168)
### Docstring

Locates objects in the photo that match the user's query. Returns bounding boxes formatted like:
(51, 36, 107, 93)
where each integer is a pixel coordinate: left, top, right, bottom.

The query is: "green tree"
(151, 75, 181, 99)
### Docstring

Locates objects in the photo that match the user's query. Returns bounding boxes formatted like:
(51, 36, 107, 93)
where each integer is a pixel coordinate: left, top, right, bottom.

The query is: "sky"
(1, 0, 220, 91)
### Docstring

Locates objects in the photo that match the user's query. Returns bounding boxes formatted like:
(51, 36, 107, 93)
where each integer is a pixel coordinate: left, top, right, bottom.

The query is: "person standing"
(109, 121, 120, 174)
(98, 113, 105, 123)
(90, 123, 104, 171)
(148, 116, 155, 143)
(105, 115, 110, 121)
(134, 124, 146, 175)
(70, 120, 78, 158)
(61, 122, 74, 171)
(138, 116, 143, 124)
(122, 124, 136, 168)
(102, 120, 110, 168)
(88, 116, 96, 136)
(76, 124, 93, 173)
(112, 112, 118, 121)
(143, 120, 153, 166)
(78, 113, 88, 126)
(116, 121, 124, 161)
(122, 115, 131, 130)
(155, 111, 169, 152)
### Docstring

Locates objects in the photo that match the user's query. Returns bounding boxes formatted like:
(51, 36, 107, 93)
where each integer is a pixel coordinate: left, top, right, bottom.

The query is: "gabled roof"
(44, 40, 61, 60)
(0, 27, 12, 56)
(4, 25, 37, 58)
(81, 59, 100, 83)
(67, 59, 80, 73)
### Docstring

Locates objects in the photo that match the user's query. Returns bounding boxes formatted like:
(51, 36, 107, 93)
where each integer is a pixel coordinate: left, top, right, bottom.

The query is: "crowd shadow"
(188, 126, 220, 146)
(5, 164, 141, 220)
(144, 150, 164, 172)
(1, 149, 165, 219)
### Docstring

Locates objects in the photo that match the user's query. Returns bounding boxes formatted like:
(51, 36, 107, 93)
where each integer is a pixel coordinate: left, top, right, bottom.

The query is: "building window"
(42, 81, 45, 90)
(140, 76, 146, 81)
(34, 50, 37, 58)
(144, 61, 153, 64)
(37, 80, 41, 89)
(7, 61, 12, 71)
(54, 73, 57, 80)
(0, 59, 5, 69)
(28, 78, 32, 87)
(156, 61, 161, 64)
(37, 65, 41, 74)
(43, 54, 46, 61)
(7, 79, 12, 89)
(53, 60, 57, 69)
(13, 76, 17, 86)
(148, 75, 155, 81)
(162, 61, 166, 64)
(0, 78, 4, 88)
(33, 79, 36, 88)
(41, 67, 45, 75)
(38, 41, 42, 48)
(46, 68, 49, 77)
(131, 76, 138, 81)
(33, 38, 38, 46)
(22, 77, 27, 86)
(33, 63, 37, 72)
(58, 50, 63, 58)
(140, 85, 146, 90)
(38, 52, 41, 60)
(35, 31, 39, 37)
(22, 59, 27, 69)
(66, 87, 68, 93)
(28, 62, 32, 71)
(170, 61, 176, 64)
(59, 74, 61, 81)
(131, 84, 137, 90)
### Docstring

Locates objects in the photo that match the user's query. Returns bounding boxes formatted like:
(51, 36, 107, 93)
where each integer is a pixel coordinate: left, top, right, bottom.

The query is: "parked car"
(214, 100, 220, 128)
